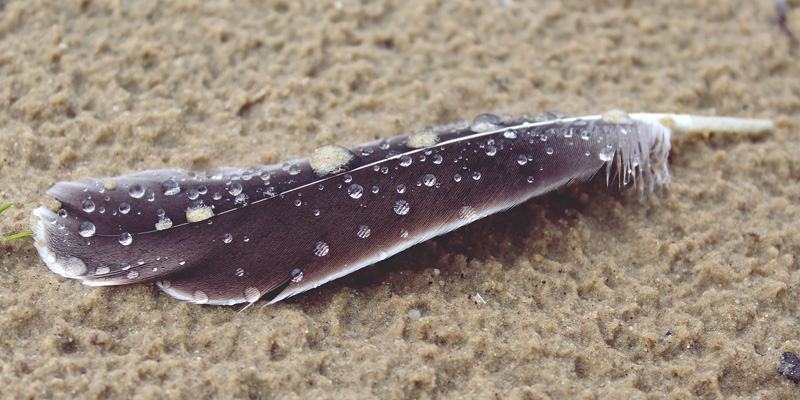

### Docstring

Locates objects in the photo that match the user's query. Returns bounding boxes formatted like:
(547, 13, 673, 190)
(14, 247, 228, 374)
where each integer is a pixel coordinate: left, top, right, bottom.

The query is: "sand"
(1, 0, 799, 398)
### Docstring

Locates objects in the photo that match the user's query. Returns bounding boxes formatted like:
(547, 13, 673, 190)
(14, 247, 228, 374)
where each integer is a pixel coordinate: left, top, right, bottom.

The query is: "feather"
(30, 111, 774, 306)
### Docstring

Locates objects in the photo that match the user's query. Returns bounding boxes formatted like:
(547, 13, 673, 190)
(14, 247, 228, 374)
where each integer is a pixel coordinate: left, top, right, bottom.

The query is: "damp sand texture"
(1, 1, 800, 399)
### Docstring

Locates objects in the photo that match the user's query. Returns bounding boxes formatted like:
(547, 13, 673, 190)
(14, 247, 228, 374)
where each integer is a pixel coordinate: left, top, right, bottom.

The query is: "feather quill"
(30, 111, 773, 305)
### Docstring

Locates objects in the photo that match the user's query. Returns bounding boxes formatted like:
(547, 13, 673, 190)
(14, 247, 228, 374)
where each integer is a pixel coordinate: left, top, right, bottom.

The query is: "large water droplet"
(129, 184, 145, 199)
(227, 182, 243, 196)
(78, 221, 96, 238)
(343, 174, 353, 183)
(82, 200, 95, 213)
(394, 200, 410, 215)
(314, 241, 330, 257)
(517, 155, 528, 165)
(396, 184, 406, 194)
(223, 233, 233, 243)
(472, 171, 482, 180)
(193, 290, 209, 304)
(471, 113, 501, 132)
(155, 216, 172, 230)
(64, 257, 87, 276)
(118, 203, 131, 214)
(423, 174, 436, 187)
(432, 154, 443, 164)
(485, 146, 497, 156)
(599, 146, 615, 162)
(187, 189, 200, 200)
(357, 225, 371, 239)
(379, 139, 390, 150)
(399, 155, 412, 167)
(119, 232, 132, 246)
(162, 180, 180, 196)
(348, 184, 364, 199)
(454, 174, 462, 182)
(244, 287, 261, 303)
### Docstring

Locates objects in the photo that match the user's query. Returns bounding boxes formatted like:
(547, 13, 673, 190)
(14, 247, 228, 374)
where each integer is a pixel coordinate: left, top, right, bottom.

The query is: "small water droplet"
(485, 145, 497, 156)
(399, 155, 412, 167)
(378, 251, 387, 261)
(580, 129, 591, 141)
(371, 185, 380, 194)
(146, 190, 156, 202)
(162, 180, 180, 196)
(294, 199, 302, 206)
(396, 184, 406, 194)
(379, 139, 391, 150)
(161, 280, 172, 289)
(95, 265, 110, 275)
(213, 191, 222, 200)
(472, 171, 482, 180)
(458, 206, 477, 222)
(223, 233, 233, 243)
(423, 174, 436, 187)
(187, 188, 200, 200)
(545, 147, 554, 155)
(454, 174, 462, 182)
(563, 128, 574, 138)
(82, 200, 95, 213)
(517, 155, 528, 165)
(394, 200, 410, 215)
(126, 270, 139, 279)
(288, 164, 301, 175)
(503, 129, 518, 139)
(357, 225, 371, 239)
(291, 268, 304, 283)
(58, 209, 67, 218)
(314, 241, 330, 257)
(400, 228, 409, 238)
(64, 257, 88, 276)
(129, 184, 145, 199)
(118, 232, 133, 246)
(193, 290, 209, 304)
(380, 166, 389, 174)
(78, 221, 96, 238)
(361, 147, 374, 156)
(527, 176, 535, 183)
(118, 202, 131, 214)
(432, 154, 443, 164)
(235, 267, 245, 277)
(342, 174, 353, 183)
(348, 184, 364, 199)
(599, 146, 615, 162)
(313, 209, 321, 217)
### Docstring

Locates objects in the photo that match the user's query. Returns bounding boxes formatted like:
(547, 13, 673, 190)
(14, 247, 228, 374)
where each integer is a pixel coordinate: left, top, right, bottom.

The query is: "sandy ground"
(1, 0, 799, 398)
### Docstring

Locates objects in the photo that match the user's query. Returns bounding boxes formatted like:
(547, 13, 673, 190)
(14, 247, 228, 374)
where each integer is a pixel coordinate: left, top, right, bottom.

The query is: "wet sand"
(1, 0, 799, 398)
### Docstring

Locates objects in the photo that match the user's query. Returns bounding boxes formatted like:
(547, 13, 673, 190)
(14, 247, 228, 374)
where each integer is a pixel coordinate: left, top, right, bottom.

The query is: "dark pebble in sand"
(777, 351, 800, 384)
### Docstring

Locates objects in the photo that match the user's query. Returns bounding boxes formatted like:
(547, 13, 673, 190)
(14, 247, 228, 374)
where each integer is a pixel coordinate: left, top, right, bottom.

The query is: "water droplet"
(378, 251, 387, 261)
(82, 200, 95, 213)
(294, 199, 302, 206)
(458, 206, 477, 222)
(78, 221, 96, 238)
(527, 176, 535, 183)
(213, 192, 222, 200)
(454, 174, 462, 182)
(129, 184, 145, 199)
(58, 209, 67, 218)
(517, 155, 528, 165)
(471, 113, 502, 132)
(223, 233, 233, 243)
(161, 280, 172, 289)
(400, 229, 409, 238)
(162, 179, 180, 196)
(291, 268, 304, 283)
(432, 154, 443, 164)
(64, 257, 87, 276)
(380, 166, 389, 174)
(355, 224, 372, 239)
(95, 265, 110, 275)
(187, 188, 200, 200)
(454, 118, 471, 130)
(314, 241, 330, 257)
(313, 209, 321, 217)
(371, 185, 380, 194)
(485, 145, 497, 156)
(399, 155, 412, 167)
(193, 290, 209, 304)
(98, 207, 105, 214)
(343, 174, 353, 183)
(396, 184, 406, 194)
(545, 147, 554, 155)
(155, 215, 172, 230)
(599, 146, 615, 162)
(472, 171, 482, 180)
(235, 267, 245, 277)
(288, 164, 301, 175)
(178, 258, 186, 265)
(563, 128, 574, 138)
(244, 287, 261, 303)
(227, 182, 243, 196)
(119, 232, 132, 246)
(348, 184, 364, 199)
(379, 139, 390, 150)
(118, 203, 131, 214)
(423, 174, 436, 187)
(580, 129, 591, 141)
(361, 147, 374, 156)
(126, 270, 139, 279)
(394, 200, 410, 215)
(146, 190, 156, 202)
(503, 129, 518, 139)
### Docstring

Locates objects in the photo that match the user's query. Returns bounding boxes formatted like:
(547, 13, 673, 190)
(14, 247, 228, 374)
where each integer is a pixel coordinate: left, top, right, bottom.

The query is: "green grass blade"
(6, 231, 34, 241)
(0, 203, 11, 214)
